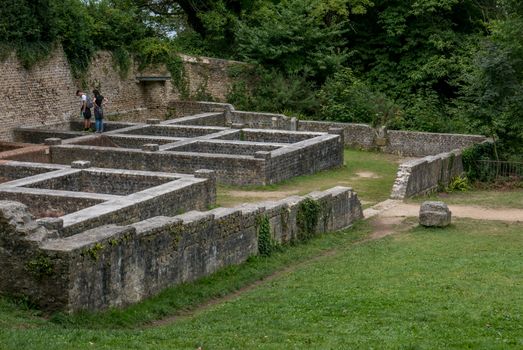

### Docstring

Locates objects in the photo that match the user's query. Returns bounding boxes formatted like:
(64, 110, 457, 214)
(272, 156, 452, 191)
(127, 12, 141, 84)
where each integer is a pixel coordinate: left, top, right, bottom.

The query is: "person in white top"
(76, 89, 92, 131)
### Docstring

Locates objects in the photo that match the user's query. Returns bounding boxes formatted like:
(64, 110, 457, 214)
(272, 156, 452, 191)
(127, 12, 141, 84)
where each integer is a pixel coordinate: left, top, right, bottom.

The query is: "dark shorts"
(83, 108, 92, 119)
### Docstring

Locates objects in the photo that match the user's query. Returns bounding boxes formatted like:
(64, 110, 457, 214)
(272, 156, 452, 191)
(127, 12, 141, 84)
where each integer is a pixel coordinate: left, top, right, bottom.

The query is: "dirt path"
(380, 203, 523, 222)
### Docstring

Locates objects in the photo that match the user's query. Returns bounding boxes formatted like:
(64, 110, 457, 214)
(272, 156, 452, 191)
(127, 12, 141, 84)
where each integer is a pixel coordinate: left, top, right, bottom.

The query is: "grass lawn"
(408, 188, 523, 209)
(1, 219, 521, 349)
(217, 148, 403, 208)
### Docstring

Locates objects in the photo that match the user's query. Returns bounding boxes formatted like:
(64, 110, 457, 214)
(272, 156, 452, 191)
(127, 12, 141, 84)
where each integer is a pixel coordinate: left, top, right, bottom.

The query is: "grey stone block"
(146, 118, 161, 125)
(419, 201, 451, 227)
(290, 117, 298, 131)
(142, 143, 160, 152)
(254, 151, 272, 160)
(194, 169, 216, 180)
(45, 138, 62, 145)
(37, 217, 64, 230)
(71, 160, 91, 169)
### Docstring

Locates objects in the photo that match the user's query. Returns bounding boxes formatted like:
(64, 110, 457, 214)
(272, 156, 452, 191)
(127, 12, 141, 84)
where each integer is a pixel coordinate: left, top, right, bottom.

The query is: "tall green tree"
(461, 0, 523, 160)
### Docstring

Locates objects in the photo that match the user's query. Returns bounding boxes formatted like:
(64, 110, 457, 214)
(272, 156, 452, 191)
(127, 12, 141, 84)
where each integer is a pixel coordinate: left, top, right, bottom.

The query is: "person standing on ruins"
(92, 89, 107, 133)
(76, 89, 93, 131)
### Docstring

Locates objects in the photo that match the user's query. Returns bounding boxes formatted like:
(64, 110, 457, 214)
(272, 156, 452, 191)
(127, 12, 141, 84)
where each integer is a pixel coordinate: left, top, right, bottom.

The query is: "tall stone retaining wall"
(390, 150, 464, 199)
(0, 50, 242, 141)
(0, 186, 362, 312)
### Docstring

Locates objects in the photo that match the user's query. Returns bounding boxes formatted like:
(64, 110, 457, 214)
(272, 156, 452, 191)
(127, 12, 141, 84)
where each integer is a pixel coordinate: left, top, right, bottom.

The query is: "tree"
(460, 1, 523, 160)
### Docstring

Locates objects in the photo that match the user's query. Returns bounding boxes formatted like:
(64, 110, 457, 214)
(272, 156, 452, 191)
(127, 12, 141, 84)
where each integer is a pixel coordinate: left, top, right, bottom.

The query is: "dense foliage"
(1, 0, 522, 159)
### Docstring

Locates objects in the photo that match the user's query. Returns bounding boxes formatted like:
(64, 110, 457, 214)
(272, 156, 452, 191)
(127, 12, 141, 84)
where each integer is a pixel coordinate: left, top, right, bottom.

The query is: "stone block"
(194, 169, 216, 180)
(375, 137, 387, 146)
(146, 118, 161, 125)
(45, 138, 62, 145)
(231, 123, 245, 129)
(254, 151, 272, 160)
(328, 127, 345, 145)
(37, 217, 64, 230)
(290, 117, 298, 131)
(271, 117, 278, 129)
(419, 201, 451, 227)
(0, 200, 44, 237)
(71, 160, 91, 169)
(142, 143, 160, 152)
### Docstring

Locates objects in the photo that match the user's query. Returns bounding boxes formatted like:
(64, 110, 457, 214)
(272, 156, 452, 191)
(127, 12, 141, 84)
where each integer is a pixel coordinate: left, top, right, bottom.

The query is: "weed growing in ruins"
(169, 225, 183, 249)
(112, 48, 131, 79)
(25, 256, 54, 280)
(446, 176, 471, 193)
(256, 215, 279, 256)
(296, 197, 321, 241)
(166, 55, 190, 99)
(81, 243, 105, 261)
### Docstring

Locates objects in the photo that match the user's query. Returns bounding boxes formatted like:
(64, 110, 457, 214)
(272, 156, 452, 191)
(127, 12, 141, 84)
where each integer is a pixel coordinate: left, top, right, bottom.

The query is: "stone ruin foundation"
(1, 103, 487, 312)
(0, 110, 364, 312)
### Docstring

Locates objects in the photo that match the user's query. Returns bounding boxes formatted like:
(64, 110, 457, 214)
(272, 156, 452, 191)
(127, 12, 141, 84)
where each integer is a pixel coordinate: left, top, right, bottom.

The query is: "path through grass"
(1, 219, 521, 349)
(408, 188, 523, 209)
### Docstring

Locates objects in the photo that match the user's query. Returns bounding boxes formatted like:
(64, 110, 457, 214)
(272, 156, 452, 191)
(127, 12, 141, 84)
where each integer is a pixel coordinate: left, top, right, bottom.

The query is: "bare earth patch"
(354, 171, 381, 179)
(226, 190, 300, 199)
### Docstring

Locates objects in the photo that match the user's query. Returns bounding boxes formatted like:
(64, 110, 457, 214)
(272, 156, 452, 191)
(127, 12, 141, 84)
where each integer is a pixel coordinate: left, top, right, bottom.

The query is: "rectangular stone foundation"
(0, 186, 362, 312)
(0, 161, 216, 236)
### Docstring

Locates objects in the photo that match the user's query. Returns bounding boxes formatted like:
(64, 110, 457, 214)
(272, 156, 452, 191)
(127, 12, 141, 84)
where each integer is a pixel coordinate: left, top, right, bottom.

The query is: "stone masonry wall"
(0, 186, 362, 312)
(49, 145, 267, 185)
(0, 49, 241, 142)
(168, 101, 487, 157)
(0, 50, 77, 142)
(390, 149, 464, 199)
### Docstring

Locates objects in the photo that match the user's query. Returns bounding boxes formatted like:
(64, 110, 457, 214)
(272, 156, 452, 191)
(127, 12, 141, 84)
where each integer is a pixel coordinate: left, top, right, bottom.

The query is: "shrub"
(446, 176, 470, 192)
(317, 68, 402, 127)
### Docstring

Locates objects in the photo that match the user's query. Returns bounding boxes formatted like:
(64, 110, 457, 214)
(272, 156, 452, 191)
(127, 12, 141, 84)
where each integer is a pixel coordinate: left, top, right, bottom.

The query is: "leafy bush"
(446, 176, 470, 193)
(227, 66, 319, 115)
(317, 68, 402, 126)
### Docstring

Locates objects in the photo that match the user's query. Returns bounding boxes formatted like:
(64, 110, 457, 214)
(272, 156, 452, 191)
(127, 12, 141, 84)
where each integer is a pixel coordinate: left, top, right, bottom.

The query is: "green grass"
(218, 148, 402, 208)
(1, 219, 521, 349)
(408, 188, 523, 209)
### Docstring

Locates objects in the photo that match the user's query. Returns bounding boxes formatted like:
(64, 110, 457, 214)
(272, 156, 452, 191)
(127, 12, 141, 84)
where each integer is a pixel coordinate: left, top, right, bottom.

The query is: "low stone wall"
(384, 130, 487, 157)
(49, 145, 267, 185)
(14, 121, 136, 144)
(122, 125, 227, 138)
(0, 162, 64, 182)
(0, 162, 216, 236)
(0, 142, 51, 163)
(167, 112, 227, 127)
(298, 121, 376, 149)
(266, 134, 344, 184)
(168, 101, 233, 117)
(168, 101, 487, 156)
(0, 186, 362, 312)
(390, 150, 464, 199)
(171, 140, 281, 156)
